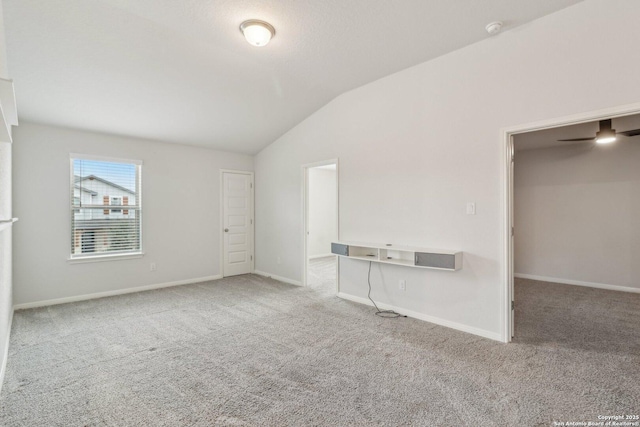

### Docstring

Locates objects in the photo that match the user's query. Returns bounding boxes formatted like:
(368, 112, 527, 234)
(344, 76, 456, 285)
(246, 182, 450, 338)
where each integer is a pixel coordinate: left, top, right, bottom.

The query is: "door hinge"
(511, 301, 515, 310)
(251, 255, 253, 261)
(511, 226, 514, 237)
(250, 219, 253, 225)
(250, 182, 253, 189)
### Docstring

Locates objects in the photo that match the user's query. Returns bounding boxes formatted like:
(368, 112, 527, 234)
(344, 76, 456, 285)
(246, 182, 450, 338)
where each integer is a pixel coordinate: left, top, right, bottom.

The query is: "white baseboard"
(13, 275, 223, 310)
(253, 270, 302, 287)
(336, 292, 502, 342)
(308, 253, 333, 260)
(0, 307, 14, 396)
(514, 273, 640, 294)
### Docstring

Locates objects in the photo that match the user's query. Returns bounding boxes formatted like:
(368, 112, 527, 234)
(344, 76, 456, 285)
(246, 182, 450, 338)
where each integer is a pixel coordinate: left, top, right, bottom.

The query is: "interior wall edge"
(514, 273, 640, 295)
(336, 292, 503, 342)
(12, 275, 223, 311)
(252, 270, 302, 287)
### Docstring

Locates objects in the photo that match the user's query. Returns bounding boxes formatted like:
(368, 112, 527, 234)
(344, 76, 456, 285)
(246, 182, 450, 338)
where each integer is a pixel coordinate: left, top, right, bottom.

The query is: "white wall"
(307, 167, 336, 258)
(254, 0, 640, 341)
(12, 122, 253, 305)
(514, 141, 640, 290)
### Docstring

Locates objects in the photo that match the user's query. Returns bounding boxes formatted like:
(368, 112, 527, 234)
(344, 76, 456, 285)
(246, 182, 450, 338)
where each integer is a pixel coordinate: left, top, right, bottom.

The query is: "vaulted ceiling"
(5, 0, 582, 154)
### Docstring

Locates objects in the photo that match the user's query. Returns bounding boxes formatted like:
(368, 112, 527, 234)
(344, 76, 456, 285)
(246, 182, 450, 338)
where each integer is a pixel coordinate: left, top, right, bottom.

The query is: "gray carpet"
(307, 256, 336, 294)
(1, 275, 639, 426)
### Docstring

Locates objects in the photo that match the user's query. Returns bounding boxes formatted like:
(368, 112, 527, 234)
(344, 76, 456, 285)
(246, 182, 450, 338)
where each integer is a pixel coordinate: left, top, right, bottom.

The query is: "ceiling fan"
(558, 119, 640, 144)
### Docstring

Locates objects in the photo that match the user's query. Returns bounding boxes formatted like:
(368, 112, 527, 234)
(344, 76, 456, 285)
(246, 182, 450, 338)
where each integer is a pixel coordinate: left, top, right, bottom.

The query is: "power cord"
(367, 261, 407, 318)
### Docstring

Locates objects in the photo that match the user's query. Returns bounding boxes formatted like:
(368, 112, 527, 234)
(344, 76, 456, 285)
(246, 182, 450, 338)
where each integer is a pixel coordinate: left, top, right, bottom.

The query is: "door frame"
(301, 159, 339, 290)
(501, 101, 640, 342)
(220, 169, 254, 278)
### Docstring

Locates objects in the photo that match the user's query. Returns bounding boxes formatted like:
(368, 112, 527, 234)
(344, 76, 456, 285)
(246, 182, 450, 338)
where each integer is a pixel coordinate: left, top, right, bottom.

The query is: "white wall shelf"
(0, 78, 18, 143)
(331, 241, 462, 271)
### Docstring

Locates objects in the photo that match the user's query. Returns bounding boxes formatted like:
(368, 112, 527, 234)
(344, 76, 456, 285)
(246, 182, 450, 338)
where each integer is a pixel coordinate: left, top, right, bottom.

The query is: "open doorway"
(505, 111, 640, 344)
(303, 160, 338, 293)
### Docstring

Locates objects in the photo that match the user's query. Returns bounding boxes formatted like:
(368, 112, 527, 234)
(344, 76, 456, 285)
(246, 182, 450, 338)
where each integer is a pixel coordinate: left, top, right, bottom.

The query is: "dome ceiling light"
(240, 20, 275, 47)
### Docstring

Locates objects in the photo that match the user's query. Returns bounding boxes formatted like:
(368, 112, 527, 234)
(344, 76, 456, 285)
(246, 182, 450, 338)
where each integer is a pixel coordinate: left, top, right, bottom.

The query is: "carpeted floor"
(307, 256, 336, 294)
(0, 275, 638, 426)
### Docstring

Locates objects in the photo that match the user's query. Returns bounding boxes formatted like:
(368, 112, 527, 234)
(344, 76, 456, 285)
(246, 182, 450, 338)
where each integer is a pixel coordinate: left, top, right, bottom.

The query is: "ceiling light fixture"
(240, 20, 275, 47)
(595, 121, 617, 144)
(485, 21, 503, 36)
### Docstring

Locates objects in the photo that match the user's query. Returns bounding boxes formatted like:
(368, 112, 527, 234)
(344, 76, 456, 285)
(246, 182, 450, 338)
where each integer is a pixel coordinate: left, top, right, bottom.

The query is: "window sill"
(68, 252, 145, 264)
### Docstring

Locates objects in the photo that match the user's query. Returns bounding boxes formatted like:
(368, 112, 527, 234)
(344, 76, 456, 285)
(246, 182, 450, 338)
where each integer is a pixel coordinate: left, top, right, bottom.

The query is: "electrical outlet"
(399, 280, 406, 291)
(150, 262, 157, 272)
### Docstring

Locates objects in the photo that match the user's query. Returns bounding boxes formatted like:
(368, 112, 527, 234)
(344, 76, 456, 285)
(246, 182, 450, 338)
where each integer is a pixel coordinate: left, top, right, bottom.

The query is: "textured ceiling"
(514, 114, 640, 151)
(5, 0, 583, 154)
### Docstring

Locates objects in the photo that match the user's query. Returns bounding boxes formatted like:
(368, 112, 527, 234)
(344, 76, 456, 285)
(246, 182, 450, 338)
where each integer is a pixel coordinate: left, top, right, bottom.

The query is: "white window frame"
(69, 153, 143, 262)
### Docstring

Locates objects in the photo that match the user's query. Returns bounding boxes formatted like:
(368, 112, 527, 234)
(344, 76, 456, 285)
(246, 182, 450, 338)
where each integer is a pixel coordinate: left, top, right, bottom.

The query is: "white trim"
(514, 273, 640, 294)
(337, 292, 502, 342)
(68, 252, 144, 264)
(501, 101, 640, 343)
(220, 169, 255, 278)
(70, 153, 143, 165)
(0, 218, 18, 233)
(253, 270, 303, 287)
(0, 307, 14, 396)
(301, 159, 339, 291)
(308, 253, 334, 260)
(13, 275, 222, 310)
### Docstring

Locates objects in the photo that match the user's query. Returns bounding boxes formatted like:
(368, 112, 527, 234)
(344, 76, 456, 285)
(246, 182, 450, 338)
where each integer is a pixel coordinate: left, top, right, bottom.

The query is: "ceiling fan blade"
(617, 129, 640, 137)
(557, 137, 595, 141)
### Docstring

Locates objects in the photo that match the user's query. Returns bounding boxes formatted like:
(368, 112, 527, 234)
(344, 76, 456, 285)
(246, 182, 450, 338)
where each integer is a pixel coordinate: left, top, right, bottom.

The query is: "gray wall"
(0, 0, 12, 388)
(12, 122, 253, 305)
(0, 142, 11, 385)
(514, 140, 640, 290)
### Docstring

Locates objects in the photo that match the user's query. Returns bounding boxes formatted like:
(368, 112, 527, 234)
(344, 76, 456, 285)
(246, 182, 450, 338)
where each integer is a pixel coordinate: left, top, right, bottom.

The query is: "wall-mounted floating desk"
(331, 241, 462, 271)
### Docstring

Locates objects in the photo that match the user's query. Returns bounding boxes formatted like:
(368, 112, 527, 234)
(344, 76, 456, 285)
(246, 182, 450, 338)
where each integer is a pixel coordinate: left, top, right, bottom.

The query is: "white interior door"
(223, 172, 253, 277)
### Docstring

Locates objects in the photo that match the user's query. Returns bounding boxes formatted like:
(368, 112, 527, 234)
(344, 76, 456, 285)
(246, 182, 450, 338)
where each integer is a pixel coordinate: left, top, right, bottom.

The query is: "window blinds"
(70, 156, 142, 258)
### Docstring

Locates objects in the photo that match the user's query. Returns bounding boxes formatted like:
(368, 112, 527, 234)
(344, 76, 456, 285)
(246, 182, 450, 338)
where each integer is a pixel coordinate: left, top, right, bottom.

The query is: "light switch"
(466, 202, 476, 215)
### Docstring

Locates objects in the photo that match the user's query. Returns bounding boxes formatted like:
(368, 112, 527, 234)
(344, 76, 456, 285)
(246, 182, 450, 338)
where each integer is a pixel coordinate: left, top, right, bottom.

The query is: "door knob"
(224, 228, 229, 232)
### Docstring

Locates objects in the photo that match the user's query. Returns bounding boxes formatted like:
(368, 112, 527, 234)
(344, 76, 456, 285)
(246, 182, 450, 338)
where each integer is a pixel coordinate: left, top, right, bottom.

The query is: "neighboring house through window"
(71, 154, 142, 259)
(110, 196, 122, 213)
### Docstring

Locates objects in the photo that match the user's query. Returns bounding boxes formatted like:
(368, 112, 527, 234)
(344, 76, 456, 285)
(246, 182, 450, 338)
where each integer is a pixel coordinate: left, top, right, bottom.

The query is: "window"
(71, 155, 142, 259)
(110, 196, 122, 214)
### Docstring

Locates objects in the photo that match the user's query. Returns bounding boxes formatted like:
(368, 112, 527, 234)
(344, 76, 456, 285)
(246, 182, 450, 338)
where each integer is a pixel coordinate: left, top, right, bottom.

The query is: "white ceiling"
(514, 114, 640, 151)
(5, 0, 583, 154)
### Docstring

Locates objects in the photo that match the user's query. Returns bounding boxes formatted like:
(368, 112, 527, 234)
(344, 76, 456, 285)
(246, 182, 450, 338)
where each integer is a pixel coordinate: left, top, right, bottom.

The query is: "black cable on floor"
(367, 261, 407, 318)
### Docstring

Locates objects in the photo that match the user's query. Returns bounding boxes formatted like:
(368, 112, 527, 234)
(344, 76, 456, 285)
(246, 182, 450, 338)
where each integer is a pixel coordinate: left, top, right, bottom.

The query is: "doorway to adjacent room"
(302, 160, 339, 293)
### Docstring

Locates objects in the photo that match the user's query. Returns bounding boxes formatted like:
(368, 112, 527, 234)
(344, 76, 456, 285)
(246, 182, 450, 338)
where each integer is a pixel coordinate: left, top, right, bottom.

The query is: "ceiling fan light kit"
(595, 133, 616, 144)
(557, 118, 640, 144)
(240, 19, 275, 47)
(595, 120, 616, 144)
